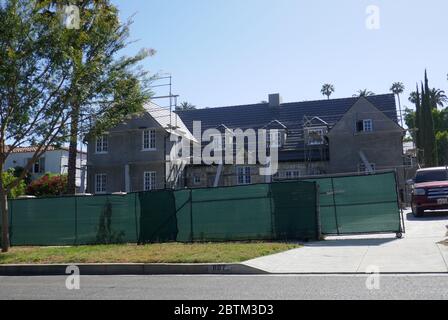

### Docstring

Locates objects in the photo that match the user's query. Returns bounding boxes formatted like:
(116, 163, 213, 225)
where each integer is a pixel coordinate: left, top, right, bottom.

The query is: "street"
(1, 274, 448, 300)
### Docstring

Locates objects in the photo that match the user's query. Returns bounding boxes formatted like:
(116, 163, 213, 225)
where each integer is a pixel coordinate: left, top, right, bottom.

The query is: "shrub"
(2, 169, 26, 199)
(26, 174, 68, 197)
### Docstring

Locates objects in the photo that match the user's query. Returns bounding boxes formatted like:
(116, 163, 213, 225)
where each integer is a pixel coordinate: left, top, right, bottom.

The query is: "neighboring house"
(86, 103, 197, 194)
(87, 93, 408, 194)
(4, 146, 87, 192)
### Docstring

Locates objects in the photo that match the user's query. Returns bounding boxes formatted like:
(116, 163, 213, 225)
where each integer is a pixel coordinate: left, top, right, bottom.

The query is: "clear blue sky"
(112, 0, 448, 110)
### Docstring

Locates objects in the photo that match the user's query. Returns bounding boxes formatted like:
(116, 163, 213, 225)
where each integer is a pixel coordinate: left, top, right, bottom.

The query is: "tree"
(353, 89, 375, 97)
(1, 170, 26, 199)
(420, 70, 438, 166)
(0, 0, 73, 252)
(320, 84, 335, 100)
(176, 102, 197, 111)
(52, 0, 153, 195)
(390, 82, 405, 127)
(429, 88, 448, 109)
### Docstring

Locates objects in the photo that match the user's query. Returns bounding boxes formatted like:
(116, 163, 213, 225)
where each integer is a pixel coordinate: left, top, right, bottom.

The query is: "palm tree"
(321, 84, 335, 100)
(429, 88, 448, 108)
(353, 89, 375, 97)
(409, 91, 419, 104)
(390, 82, 405, 127)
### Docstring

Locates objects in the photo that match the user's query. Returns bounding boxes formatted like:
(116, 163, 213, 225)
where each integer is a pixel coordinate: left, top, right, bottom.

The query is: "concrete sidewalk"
(244, 210, 448, 274)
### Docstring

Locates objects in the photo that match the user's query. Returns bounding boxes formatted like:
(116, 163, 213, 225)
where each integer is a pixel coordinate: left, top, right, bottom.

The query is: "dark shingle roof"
(176, 94, 397, 161)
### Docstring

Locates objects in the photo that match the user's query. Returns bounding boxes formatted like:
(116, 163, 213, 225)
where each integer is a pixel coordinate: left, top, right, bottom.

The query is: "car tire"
(412, 205, 424, 217)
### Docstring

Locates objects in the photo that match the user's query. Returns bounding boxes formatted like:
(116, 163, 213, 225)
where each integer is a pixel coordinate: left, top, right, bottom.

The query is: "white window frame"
(285, 170, 301, 180)
(237, 167, 251, 185)
(306, 128, 325, 146)
(95, 173, 107, 194)
(96, 135, 109, 154)
(142, 129, 156, 151)
(144, 171, 157, 191)
(363, 119, 373, 132)
(267, 130, 284, 148)
(193, 175, 201, 185)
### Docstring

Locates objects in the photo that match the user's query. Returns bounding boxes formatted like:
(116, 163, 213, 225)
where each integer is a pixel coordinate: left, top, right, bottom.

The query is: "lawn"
(0, 242, 300, 265)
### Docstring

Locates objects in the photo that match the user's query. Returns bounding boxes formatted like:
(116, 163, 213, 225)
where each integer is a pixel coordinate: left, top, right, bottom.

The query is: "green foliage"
(321, 84, 335, 100)
(26, 174, 68, 197)
(1, 170, 26, 199)
(407, 72, 448, 166)
(176, 102, 197, 111)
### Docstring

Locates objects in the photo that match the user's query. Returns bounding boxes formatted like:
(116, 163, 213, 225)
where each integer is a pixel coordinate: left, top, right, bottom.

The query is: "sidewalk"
(244, 210, 448, 274)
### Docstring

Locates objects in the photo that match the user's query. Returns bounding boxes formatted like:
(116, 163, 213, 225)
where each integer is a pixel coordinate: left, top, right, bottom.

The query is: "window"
(212, 134, 224, 151)
(142, 129, 156, 151)
(359, 163, 376, 173)
(193, 175, 201, 185)
(95, 174, 107, 194)
(285, 170, 301, 180)
(96, 135, 108, 153)
(306, 129, 325, 145)
(237, 167, 251, 185)
(357, 120, 373, 133)
(267, 130, 285, 148)
(29, 158, 45, 174)
(144, 171, 156, 191)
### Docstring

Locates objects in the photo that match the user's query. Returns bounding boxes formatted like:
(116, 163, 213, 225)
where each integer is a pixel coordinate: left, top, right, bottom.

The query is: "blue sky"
(112, 0, 448, 111)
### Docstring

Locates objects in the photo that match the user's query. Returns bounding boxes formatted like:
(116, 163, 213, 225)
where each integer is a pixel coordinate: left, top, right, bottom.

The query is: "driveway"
(244, 210, 448, 273)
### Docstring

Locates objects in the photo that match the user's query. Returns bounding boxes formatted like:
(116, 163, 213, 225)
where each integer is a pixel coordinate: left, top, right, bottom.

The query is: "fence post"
(330, 177, 341, 235)
(134, 193, 139, 244)
(314, 183, 321, 240)
(268, 183, 275, 240)
(189, 189, 193, 243)
(74, 196, 78, 246)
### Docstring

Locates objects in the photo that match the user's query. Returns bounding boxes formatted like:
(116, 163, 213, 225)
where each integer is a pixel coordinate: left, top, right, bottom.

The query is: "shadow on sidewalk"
(306, 237, 398, 248)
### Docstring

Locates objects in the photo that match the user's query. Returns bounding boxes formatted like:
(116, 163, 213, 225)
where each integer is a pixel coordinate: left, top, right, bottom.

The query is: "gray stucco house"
(86, 103, 196, 194)
(87, 93, 406, 194)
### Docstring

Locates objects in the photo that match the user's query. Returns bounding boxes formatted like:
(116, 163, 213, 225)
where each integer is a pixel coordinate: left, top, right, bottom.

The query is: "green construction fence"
(0, 180, 319, 246)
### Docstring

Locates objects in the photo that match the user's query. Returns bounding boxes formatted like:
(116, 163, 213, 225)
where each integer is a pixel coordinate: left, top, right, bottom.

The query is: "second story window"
(267, 130, 285, 148)
(357, 119, 373, 133)
(306, 128, 325, 145)
(142, 129, 156, 151)
(96, 135, 108, 153)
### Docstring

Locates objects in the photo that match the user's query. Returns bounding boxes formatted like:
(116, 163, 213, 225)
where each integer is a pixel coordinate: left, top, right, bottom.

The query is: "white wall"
(4, 150, 87, 188)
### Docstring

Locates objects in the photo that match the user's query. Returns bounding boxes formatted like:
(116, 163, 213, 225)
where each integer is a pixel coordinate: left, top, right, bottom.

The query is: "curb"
(0, 263, 268, 276)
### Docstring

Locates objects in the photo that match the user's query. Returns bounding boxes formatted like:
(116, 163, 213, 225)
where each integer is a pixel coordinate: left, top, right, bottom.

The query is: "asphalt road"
(1, 275, 448, 300)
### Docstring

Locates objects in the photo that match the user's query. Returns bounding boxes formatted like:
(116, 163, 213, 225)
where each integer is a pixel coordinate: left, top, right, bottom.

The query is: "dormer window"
(357, 119, 373, 133)
(306, 128, 325, 146)
(267, 130, 286, 148)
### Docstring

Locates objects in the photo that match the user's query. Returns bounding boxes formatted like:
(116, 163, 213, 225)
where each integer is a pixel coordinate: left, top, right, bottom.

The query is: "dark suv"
(411, 167, 448, 217)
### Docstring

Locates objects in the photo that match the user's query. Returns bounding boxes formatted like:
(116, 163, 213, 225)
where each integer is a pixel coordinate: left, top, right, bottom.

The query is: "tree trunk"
(397, 94, 404, 128)
(1, 178, 9, 253)
(67, 101, 80, 195)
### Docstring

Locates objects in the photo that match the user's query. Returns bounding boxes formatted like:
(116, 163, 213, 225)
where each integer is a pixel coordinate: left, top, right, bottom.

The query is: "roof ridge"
(176, 93, 395, 112)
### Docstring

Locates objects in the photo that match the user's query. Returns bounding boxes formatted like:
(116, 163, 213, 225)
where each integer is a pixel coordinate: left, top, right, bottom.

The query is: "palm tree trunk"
(398, 94, 404, 128)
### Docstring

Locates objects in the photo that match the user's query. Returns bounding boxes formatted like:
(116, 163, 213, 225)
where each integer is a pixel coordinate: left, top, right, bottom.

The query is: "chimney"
(268, 93, 282, 109)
